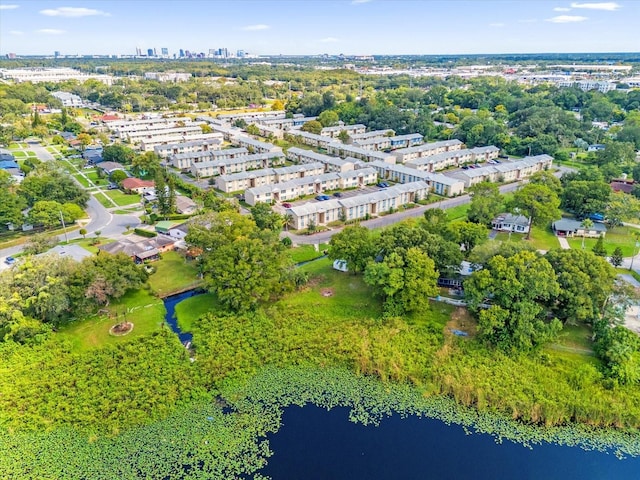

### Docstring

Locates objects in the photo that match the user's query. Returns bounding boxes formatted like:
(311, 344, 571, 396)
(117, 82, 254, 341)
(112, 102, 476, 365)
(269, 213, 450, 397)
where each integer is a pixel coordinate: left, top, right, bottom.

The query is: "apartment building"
(140, 132, 223, 152)
(286, 147, 355, 172)
(154, 136, 223, 158)
(320, 124, 366, 138)
(190, 152, 286, 178)
(369, 161, 465, 197)
(169, 147, 249, 170)
(392, 139, 464, 163)
(234, 136, 283, 155)
(326, 142, 397, 164)
(215, 162, 325, 193)
(448, 155, 553, 187)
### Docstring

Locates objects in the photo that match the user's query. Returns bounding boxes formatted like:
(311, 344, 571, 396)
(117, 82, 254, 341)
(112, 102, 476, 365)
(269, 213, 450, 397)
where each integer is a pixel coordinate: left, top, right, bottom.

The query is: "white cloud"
(39, 7, 110, 17)
(553, 7, 572, 11)
(570, 2, 621, 10)
(546, 15, 589, 22)
(37, 29, 66, 35)
(352, 0, 372, 4)
(518, 18, 538, 23)
(489, 22, 505, 27)
(0, 4, 19, 10)
(320, 37, 340, 43)
(9, 30, 24, 35)
(242, 24, 270, 31)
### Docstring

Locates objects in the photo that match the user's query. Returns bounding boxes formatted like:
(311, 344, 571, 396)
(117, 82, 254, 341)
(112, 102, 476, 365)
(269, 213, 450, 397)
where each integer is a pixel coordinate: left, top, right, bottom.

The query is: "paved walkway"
(557, 237, 571, 249)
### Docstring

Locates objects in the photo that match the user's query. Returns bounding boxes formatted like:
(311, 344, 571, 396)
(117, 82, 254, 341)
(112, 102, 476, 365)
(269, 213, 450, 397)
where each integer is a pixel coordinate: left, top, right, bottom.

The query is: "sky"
(0, 1, 638, 56)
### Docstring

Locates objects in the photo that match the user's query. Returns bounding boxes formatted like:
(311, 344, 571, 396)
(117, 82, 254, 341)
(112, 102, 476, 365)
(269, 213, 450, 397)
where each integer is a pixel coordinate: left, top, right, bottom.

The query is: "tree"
(592, 236, 607, 257)
(76, 133, 92, 151)
(364, 247, 438, 316)
(102, 144, 136, 165)
(19, 163, 88, 207)
(528, 170, 562, 195)
(595, 326, 640, 385)
(446, 221, 488, 256)
(250, 203, 284, 231)
(610, 247, 623, 267)
(464, 251, 562, 350)
(467, 182, 503, 225)
(272, 99, 285, 111)
(580, 218, 593, 249)
(79, 228, 87, 239)
(201, 229, 293, 312)
(328, 225, 376, 274)
(300, 120, 322, 135)
(545, 249, 616, 325)
(318, 110, 340, 127)
(511, 183, 560, 239)
(186, 211, 256, 252)
(27, 201, 66, 228)
(110, 170, 128, 184)
(337, 130, 350, 144)
(606, 192, 640, 228)
(132, 152, 161, 177)
(0, 188, 27, 228)
(561, 180, 611, 219)
(423, 208, 448, 233)
(245, 124, 260, 136)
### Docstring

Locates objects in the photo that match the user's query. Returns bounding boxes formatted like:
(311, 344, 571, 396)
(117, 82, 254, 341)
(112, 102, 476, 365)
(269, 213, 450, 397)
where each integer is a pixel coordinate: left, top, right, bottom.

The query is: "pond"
(261, 405, 640, 480)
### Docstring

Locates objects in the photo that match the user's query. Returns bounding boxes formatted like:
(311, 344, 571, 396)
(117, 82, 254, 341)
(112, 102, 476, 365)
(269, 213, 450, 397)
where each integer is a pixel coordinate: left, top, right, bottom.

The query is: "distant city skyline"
(0, 0, 638, 57)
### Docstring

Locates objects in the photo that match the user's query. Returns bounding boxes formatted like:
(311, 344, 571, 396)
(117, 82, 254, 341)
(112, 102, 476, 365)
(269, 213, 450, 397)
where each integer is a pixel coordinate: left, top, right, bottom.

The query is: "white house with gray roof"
(370, 161, 465, 197)
(234, 136, 283, 155)
(321, 124, 366, 138)
(154, 136, 223, 158)
(392, 139, 464, 163)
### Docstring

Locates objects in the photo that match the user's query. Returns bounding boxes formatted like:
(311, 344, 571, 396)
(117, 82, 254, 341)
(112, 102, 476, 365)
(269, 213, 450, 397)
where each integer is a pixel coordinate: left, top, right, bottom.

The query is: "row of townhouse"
(216, 110, 287, 123)
(125, 124, 204, 143)
(196, 116, 245, 141)
(405, 146, 500, 172)
(286, 147, 358, 173)
(255, 115, 317, 130)
(448, 155, 554, 187)
(286, 181, 430, 230)
(108, 117, 184, 136)
(245, 168, 378, 206)
(352, 133, 424, 151)
(251, 123, 284, 139)
(154, 136, 223, 158)
(284, 130, 334, 149)
(215, 162, 326, 193)
(349, 129, 395, 141)
(235, 136, 283, 155)
(392, 139, 464, 163)
(191, 152, 286, 178)
(170, 147, 249, 169)
(320, 124, 367, 138)
(140, 132, 222, 152)
(369, 161, 466, 197)
(326, 142, 397, 164)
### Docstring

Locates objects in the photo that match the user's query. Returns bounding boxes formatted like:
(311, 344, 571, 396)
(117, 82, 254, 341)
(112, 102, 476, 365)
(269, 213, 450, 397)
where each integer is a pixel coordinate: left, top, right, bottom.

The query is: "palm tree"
(580, 218, 594, 249)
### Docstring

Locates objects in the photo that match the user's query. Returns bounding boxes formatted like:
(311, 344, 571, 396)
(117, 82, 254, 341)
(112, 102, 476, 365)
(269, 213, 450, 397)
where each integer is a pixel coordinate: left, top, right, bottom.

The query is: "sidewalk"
(557, 237, 571, 249)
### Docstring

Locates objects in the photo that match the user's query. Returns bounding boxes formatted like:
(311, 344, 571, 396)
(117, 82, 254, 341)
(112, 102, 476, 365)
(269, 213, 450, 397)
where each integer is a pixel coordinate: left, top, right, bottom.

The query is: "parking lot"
(275, 184, 391, 212)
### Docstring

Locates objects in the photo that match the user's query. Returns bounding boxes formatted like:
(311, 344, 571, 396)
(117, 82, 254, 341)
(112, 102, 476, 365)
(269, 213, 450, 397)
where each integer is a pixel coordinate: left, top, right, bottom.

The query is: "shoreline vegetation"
(1, 258, 639, 478)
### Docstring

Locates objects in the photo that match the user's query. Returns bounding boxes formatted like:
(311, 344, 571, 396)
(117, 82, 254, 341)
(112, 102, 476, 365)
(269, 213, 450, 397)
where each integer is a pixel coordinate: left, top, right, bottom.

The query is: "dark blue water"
(162, 290, 200, 344)
(262, 405, 640, 480)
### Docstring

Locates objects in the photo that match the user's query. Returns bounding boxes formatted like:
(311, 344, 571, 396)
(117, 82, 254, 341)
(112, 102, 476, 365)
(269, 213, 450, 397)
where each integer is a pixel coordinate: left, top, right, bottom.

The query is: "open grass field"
(566, 226, 640, 257)
(174, 292, 219, 332)
(72, 174, 91, 188)
(93, 192, 116, 208)
(57, 289, 166, 352)
(147, 250, 202, 297)
(290, 244, 329, 264)
(446, 203, 470, 221)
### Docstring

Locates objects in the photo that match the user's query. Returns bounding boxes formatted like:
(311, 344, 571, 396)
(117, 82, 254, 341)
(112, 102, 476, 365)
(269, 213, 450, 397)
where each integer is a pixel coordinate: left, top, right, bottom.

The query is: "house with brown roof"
(122, 177, 155, 194)
(98, 236, 175, 263)
(175, 195, 197, 214)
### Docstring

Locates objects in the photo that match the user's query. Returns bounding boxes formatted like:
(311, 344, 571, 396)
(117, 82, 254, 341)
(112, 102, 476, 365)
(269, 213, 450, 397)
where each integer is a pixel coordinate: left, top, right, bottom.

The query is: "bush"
(134, 228, 157, 238)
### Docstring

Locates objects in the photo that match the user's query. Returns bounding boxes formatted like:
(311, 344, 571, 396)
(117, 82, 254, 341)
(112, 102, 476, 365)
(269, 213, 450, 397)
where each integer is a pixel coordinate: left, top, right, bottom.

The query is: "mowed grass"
(289, 244, 328, 264)
(73, 174, 91, 188)
(566, 226, 640, 257)
(493, 225, 560, 251)
(57, 289, 165, 352)
(105, 189, 142, 207)
(147, 250, 202, 297)
(174, 293, 220, 332)
(289, 257, 383, 320)
(446, 203, 470, 221)
(93, 192, 116, 208)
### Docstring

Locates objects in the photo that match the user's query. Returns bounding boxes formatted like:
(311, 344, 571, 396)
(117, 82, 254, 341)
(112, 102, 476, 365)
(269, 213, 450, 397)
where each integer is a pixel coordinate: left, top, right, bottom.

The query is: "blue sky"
(0, 1, 637, 56)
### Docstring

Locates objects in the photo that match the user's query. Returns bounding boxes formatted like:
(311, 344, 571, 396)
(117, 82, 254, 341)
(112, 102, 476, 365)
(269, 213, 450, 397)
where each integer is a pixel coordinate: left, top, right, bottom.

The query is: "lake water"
(261, 405, 640, 480)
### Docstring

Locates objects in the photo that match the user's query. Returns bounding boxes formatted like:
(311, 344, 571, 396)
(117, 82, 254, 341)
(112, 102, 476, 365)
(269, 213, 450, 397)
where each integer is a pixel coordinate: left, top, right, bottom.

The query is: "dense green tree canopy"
(328, 225, 377, 274)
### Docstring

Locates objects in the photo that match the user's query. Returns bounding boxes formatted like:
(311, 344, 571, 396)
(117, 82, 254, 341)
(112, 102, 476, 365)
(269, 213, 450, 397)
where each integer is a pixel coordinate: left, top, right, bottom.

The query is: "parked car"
(282, 202, 292, 208)
(4, 256, 15, 266)
(377, 182, 389, 188)
(461, 165, 469, 170)
(333, 192, 343, 198)
(315, 195, 331, 201)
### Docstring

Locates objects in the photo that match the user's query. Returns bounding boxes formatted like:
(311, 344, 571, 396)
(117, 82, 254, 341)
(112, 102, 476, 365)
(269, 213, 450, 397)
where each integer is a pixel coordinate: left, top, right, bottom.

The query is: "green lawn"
(493, 225, 560, 251)
(290, 257, 383, 320)
(66, 236, 115, 254)
(174, 293, 219, 331)
(105, 190, 142, 207)
(290, 244, 329, 264)
(446, 203, 470, 221)
(566, 226, 640, 257)
(147, 250, 202, 297)
(93, 192, 116, 208)
(57, 289, 166, 352)
(11, 151, 27, 158)
(72, 174, 91, 188)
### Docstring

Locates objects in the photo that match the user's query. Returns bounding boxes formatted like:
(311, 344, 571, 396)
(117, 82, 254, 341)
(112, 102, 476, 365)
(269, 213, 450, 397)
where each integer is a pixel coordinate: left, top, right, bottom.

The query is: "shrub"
(134, 228, 157, 238)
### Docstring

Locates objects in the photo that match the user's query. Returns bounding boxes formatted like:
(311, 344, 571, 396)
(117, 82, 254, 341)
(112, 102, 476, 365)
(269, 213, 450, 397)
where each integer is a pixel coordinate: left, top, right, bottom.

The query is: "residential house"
(98, 161, 126, 175)
(98, 236, 175, 263)
(552, 218, 607, 238)
(175, 195, 197, 215)
(121, 178, 155, 194)
(491, 213, 531, 234)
